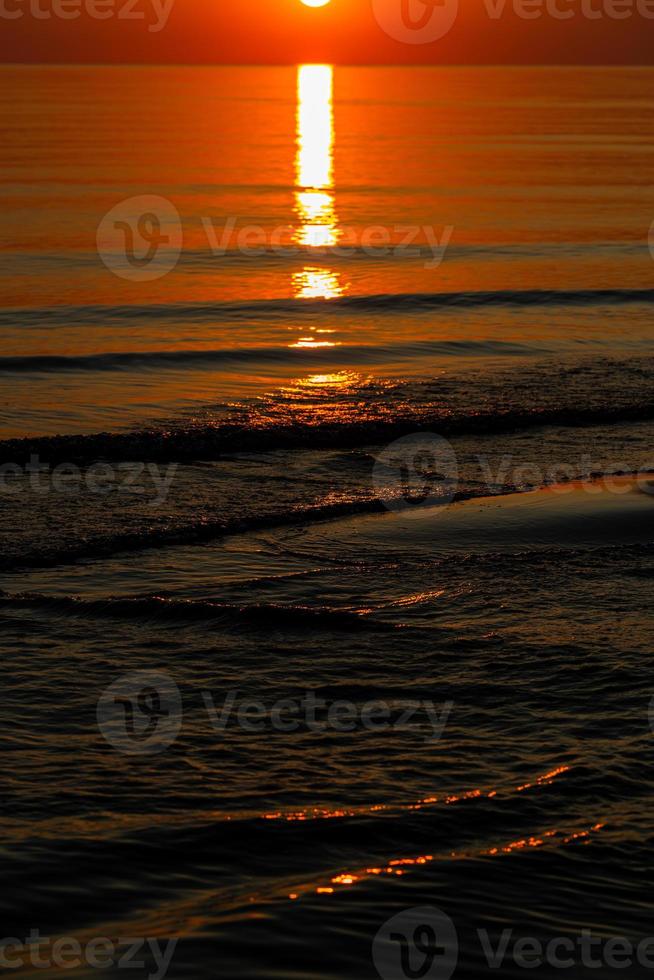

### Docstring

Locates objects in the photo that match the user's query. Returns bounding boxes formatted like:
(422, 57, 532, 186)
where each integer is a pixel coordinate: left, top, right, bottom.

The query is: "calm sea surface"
(1, 66, 654, 979)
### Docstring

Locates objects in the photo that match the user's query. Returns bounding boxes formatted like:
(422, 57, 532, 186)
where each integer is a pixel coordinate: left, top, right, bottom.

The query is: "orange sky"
(1, 0, 652, 63)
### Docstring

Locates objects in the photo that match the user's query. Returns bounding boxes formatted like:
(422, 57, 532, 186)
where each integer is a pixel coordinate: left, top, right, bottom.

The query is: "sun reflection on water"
(290, 338, 340, 349)
(296, 65, 333, 192)
(257, 766, 605, 905)
(294, 65, 345, 300)
(292, 267, 343, 300)
(300, 371, 358, 387)
(263, 766, 572, 824)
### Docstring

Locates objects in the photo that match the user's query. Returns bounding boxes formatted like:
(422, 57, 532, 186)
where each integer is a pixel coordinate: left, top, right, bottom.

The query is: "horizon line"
(1, 61, 653, 68)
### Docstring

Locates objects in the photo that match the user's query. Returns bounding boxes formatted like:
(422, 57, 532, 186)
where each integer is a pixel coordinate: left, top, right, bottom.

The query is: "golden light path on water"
(255, 766, 606, 904)
(292, 266, 342, 300)
(294, 64, 344, 302)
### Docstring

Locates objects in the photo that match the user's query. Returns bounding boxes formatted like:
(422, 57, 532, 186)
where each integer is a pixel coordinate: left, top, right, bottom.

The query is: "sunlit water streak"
(294, 64, 344, 299)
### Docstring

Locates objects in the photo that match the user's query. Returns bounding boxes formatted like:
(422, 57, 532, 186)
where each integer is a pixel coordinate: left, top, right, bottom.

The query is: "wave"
(3, 483, 654, 575)
(2, 287, 654, 327)
(4, 241, 647, 270)
(0, 339, 545, 374)
(0, 591, 397, 631)
(0, 497, 389, 572)
(3, 400, 654, 469)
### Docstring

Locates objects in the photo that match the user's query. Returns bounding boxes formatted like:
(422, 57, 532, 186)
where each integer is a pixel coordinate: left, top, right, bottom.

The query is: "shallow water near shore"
(2, 471, 654, 978)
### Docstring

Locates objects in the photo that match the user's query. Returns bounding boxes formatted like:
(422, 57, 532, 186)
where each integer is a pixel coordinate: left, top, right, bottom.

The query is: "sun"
(300, 0, 331, 7)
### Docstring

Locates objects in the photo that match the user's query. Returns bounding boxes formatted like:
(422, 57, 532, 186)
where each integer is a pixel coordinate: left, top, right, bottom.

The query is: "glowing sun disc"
(300, 0, 330, 7)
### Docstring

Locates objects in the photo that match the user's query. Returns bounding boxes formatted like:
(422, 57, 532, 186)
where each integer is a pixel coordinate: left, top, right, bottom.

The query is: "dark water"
(2, 65, 654, 979)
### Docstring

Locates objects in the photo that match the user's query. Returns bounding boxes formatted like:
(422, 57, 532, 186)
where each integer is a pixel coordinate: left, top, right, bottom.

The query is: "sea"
(1, 64, 654, 979)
